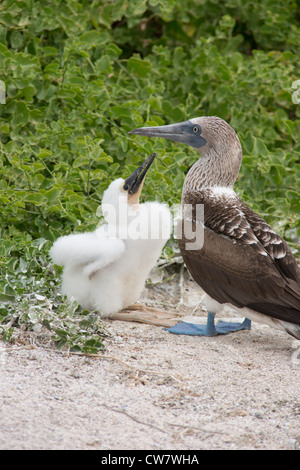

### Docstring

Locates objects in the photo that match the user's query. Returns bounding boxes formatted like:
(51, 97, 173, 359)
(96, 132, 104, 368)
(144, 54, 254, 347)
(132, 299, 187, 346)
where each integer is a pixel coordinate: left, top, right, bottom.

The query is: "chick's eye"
(193, 126, 199, 133)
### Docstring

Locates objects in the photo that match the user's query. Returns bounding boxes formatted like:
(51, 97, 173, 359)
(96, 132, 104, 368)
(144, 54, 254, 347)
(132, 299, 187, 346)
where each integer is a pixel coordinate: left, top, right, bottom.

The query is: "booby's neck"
(183, 144, 242, 193)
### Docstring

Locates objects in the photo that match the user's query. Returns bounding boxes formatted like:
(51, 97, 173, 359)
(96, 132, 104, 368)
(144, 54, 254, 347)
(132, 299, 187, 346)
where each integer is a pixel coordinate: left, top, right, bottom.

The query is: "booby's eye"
(193, 126, 199, 133)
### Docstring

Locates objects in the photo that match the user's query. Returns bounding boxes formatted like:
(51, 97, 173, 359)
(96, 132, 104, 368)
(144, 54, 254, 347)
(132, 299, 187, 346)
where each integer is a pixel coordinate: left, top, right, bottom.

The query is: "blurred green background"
(0, 0, 299, 350)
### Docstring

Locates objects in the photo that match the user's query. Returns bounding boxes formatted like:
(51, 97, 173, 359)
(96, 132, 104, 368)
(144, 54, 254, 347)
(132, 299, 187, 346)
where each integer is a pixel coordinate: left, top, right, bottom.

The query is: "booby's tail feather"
(280, 321, 300, 340)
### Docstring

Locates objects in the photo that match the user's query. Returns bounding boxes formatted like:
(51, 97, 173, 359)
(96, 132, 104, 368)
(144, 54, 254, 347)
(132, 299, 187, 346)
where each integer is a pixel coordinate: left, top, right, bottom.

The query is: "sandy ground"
(0, 267, 299, 450)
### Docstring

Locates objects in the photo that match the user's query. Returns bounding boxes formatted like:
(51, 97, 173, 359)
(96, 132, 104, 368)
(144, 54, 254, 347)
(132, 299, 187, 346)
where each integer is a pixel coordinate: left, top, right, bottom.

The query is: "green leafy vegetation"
(0, 0, 299, 350)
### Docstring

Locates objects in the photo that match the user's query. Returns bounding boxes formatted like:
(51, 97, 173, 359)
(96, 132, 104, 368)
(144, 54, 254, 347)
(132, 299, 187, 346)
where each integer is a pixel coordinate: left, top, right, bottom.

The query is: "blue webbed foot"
(216, 317, 251, 333)
(166, 313, 251, 336)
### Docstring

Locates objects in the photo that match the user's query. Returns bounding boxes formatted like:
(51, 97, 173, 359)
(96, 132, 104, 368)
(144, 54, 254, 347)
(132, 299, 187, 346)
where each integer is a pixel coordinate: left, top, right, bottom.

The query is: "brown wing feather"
(240, 201, 300, 282)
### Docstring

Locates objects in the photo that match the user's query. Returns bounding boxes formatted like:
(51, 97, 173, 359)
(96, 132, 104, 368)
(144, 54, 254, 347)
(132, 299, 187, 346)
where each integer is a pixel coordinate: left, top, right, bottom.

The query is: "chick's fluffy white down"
(50, 201, 172, 316)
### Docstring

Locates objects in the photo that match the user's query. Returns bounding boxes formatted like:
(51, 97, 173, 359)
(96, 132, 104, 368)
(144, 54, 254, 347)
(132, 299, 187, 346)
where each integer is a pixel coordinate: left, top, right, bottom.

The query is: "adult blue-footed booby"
(129, 117, 300, 339)
(50, 153, 172, 319)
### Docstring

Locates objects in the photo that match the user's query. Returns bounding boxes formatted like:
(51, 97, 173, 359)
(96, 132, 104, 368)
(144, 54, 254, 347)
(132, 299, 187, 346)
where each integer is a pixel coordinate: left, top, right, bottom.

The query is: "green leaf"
(11, 101, 29, 127)
(95, 55, 112, 74)
(45, 188, 60, 202)
(110, 105, 132, 119)
(73, 156, 89, 168)
(78, 30, 110, 45)
(0, 293, 15, 303)
(23, 193, 45, 204)
(128, 57, 152, 77)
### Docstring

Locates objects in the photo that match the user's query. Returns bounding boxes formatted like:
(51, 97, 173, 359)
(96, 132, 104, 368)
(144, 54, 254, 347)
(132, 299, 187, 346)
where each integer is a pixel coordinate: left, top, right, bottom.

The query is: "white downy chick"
(50, 153, 172, 316)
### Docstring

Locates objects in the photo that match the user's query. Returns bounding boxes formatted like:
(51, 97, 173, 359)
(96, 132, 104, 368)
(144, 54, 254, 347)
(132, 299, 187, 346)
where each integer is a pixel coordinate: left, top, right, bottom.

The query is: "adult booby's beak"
(129, 121, 207, 149)
(123, 152, 156, 204)
(129, 122, 189, 143)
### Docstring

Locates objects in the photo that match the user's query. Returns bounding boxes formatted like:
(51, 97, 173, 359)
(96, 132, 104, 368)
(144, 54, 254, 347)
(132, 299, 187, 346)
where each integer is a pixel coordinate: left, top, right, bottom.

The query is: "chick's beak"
(123, 152, 156, 204)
